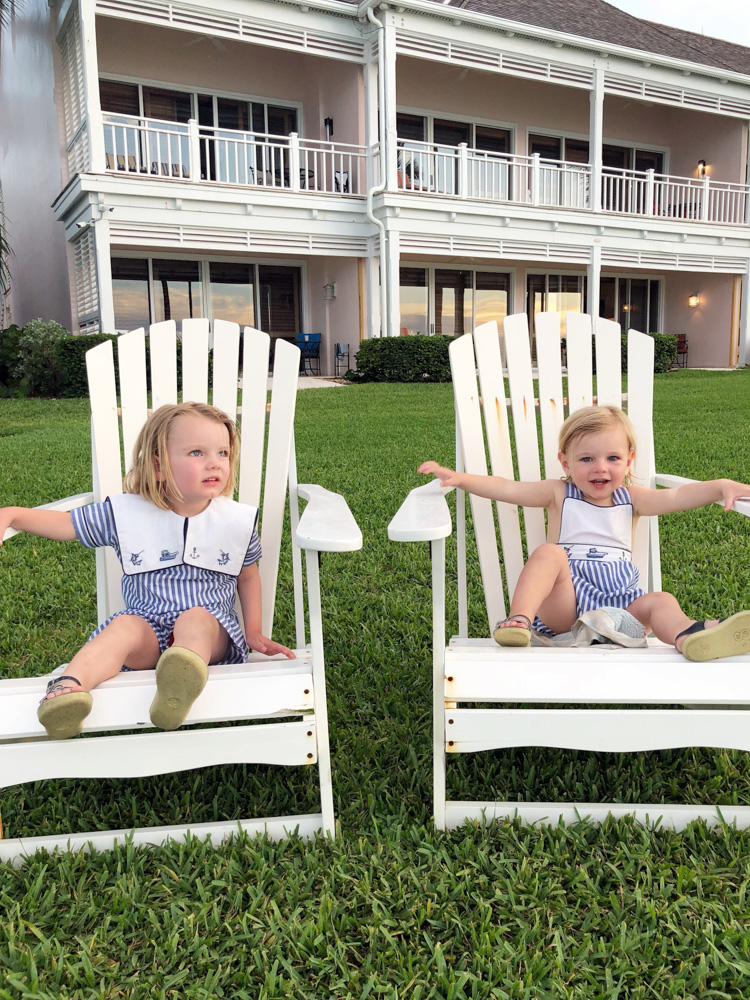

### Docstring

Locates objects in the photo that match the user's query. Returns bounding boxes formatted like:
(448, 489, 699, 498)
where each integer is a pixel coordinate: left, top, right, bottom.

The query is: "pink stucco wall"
(96, 17, 364, 145)
(306, 256, 361, 374)
(662, 272, 736, 368)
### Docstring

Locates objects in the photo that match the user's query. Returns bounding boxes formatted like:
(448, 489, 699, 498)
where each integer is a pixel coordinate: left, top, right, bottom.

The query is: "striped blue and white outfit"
(71, 493, 261, 663)
(534, 482, 644, 636)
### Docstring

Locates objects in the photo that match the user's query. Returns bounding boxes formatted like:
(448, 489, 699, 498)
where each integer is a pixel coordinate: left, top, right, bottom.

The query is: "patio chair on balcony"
(297, 333, 321, 376)
(335, 171, 350, 193)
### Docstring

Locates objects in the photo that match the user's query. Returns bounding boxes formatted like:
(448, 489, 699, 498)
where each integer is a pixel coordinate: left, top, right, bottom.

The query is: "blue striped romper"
(71, 496, 262, 663)
(534, 482, 644, 635)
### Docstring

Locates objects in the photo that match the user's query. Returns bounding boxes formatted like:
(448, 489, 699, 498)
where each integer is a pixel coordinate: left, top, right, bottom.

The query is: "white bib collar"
(108, 493, 258, 577)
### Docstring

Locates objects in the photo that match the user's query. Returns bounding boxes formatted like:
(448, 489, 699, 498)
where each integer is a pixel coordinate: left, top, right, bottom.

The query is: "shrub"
(350, 334, 456, 382)
(561, 331, 679, 376)
(13, 318, 68, 396)
(0, 325, 26, 396)
(56, 332, 119, 397)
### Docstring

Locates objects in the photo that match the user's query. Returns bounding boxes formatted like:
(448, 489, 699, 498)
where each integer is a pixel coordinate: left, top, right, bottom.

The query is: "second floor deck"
(97, 114, 750, 229)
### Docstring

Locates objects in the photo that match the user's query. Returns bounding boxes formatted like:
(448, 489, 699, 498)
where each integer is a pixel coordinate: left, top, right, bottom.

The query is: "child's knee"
(528, 542, 568, 565)
(175, 606, 219, 633)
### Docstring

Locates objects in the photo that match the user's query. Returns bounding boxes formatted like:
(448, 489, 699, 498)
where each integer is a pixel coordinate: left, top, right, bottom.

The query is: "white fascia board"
(356, 0, 750, 87)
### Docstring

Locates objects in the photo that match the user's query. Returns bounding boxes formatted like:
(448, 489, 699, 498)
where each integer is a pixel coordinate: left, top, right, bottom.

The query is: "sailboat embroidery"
(159, 549, 179, 562)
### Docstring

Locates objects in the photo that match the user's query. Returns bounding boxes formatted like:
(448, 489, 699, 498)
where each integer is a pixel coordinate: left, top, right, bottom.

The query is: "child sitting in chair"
(420, 404, 750, 660)
(0, 401, 294, 740)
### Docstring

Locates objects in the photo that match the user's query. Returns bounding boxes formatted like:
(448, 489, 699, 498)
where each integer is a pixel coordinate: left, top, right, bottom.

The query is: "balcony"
(102, 114, 367, 196)
(397, 140, 750, 227)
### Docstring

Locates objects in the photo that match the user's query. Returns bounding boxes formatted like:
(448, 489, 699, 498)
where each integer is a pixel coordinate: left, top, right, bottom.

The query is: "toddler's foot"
(37, 676, 93, 739)
(149, 647, 208, 730)
(493, 614, 532, 647)
(677, 611, 750, 661)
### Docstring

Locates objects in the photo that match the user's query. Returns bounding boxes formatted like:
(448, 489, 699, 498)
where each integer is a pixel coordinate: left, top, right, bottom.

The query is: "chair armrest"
(388, 479, 454, 542)
(2, 492, 95, 543)
(296, 484, 362, 552)
(655, 475, 750, 517)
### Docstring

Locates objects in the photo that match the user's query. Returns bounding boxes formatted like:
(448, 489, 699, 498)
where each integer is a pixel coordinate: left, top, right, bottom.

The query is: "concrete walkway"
(266, 375, 350, 390)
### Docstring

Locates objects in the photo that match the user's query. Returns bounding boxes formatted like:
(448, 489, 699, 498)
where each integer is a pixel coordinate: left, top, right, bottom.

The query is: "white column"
(386, 229, 401, 338)
(587, 243, 602, 319)
(589, 67, 604, 214)
(383, 15, 398, 192)
(738, 268, 750, 366)
(365, 254, 381, 338)
(364, 46, 379, 190)
(94, 218, 115, 333)
(79, 0, 105, 172)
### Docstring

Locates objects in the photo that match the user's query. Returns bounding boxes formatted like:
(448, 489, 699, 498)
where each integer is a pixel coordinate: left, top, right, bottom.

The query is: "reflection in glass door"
(400, 267, 509, 336)
(258, 265, 301, 345)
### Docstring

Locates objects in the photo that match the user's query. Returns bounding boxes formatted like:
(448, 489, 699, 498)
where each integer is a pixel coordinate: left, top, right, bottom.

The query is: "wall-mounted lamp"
(323, 282, 337, 300)
(688, 292, 700, 308)
(324, 117, 334, 140)
(697, 159, 707, 178)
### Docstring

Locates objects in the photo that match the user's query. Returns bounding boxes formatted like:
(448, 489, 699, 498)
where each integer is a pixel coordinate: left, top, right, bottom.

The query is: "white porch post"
(365, 253, 381, 338)
(383, 14, 398, 192)
(364, 45, 379, 190)
(386, 229, 401, 337)
(79, 0, 105, 173)
(589, 67, 604, 213)
(739, 268, 750, 367)
(587, 243, 601, 319)
(94, 218, 115, 334)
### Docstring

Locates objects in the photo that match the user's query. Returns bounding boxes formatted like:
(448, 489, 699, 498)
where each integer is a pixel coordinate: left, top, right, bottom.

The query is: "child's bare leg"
(38, 614, 160, 739)
(149, 608, 229, 731)
(627, 592, 715, 650)
(510, 543, 577, 633)
(495, 544, 578, 644)
(170, 606, 230, 664)
(45, 614, 161, 696)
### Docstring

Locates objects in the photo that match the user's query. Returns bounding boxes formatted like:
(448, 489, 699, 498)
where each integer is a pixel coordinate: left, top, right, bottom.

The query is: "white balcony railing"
(397, 139, 750, 225)
(102, 114, 366, 195)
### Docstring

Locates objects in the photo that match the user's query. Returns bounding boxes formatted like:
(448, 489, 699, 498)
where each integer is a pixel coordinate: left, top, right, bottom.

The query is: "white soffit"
(108, 221, 369, 255)
(95, 0, 365, 62)
(605, 74, 750, 118)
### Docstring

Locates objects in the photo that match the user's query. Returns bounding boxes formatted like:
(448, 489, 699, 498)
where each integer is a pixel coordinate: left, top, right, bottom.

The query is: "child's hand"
(418, 461, 461, 488)
(246, 631, 296, 659)
(720, 480, 750, 512)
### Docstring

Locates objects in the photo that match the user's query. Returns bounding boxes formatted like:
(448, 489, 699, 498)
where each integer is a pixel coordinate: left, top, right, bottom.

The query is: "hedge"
(349, 334, 456, 382)
(561, 332, 678, 375)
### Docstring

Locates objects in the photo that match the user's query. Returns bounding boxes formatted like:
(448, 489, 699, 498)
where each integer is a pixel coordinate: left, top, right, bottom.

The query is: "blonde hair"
(124, 402, 239, 510)
(558, 405, 637, 484)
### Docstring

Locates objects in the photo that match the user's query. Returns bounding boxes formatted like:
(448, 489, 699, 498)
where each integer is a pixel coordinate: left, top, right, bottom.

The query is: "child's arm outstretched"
(237, 562, 295, 659)
(418, 461, 559, 508)
(0, 506, 76, 544)
(630, 478, 750, 516)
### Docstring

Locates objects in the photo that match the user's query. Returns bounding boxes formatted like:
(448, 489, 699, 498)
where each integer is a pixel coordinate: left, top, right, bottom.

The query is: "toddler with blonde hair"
(1, 401, 293, 739)
(421, 404, 750, 659)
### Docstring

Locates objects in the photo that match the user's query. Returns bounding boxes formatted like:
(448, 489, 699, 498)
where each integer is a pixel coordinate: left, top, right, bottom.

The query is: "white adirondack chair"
(389, 312, 750, 831)
(0, 319, 361, 863)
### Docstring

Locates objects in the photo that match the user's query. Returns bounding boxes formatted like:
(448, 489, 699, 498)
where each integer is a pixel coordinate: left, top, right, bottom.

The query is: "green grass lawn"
(2, 372, 750, 998)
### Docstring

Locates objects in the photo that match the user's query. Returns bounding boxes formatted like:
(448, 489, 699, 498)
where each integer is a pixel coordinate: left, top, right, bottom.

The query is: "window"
(112, 258, 150, 332)
(112, 257, 303, 340)
(397, 114, 511, 194)
(152, 259, 202, 331)
(599, 277, 660, 332)
(527, 274, 586, 339)
(209, 263, 255, 328)
(400, 267, 509, 336)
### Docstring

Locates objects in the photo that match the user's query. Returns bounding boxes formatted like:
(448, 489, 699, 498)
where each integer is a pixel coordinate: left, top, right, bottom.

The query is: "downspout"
(366, 5, 389, 337)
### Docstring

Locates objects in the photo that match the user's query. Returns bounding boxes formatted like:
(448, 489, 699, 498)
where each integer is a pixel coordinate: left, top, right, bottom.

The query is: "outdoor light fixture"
(323, 282, 337, 300)
(688, 293, 700, 308)
(697, 159, 707, 177)
(324, 117, 334, 140)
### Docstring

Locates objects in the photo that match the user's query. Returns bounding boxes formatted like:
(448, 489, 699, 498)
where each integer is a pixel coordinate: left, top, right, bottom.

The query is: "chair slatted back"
(86, 321, 299, 638)
(452, 312, 657, 633)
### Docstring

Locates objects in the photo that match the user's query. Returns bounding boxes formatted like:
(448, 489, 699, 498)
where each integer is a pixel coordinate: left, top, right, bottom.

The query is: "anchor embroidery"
(189, 546, 200, 559)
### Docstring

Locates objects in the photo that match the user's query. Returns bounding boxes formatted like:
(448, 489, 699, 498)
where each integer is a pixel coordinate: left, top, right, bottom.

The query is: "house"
(1, 0, 750, 372)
